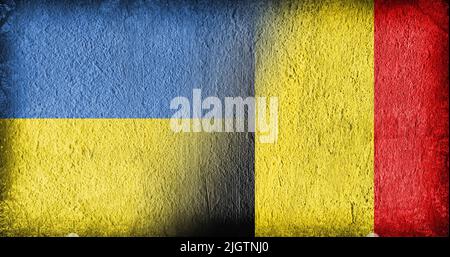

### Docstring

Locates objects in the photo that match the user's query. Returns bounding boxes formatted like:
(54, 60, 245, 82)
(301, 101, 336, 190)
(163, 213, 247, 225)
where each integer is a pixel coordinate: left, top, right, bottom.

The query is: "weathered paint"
(255, 0, 374, 236)
(0, 0, 256, 118)
(374, 0, 449, 237)
(0, 119, 254, 236)
(0, 0, 255, 236)
(0, 0, 447, 237)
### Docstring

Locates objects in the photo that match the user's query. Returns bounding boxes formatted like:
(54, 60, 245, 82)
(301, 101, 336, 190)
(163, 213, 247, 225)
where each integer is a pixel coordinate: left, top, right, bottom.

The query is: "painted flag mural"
(0, 0, 448, 237)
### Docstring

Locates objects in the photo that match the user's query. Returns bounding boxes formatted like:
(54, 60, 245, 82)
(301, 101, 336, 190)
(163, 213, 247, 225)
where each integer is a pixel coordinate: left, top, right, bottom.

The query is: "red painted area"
(375, 0, 449, 236)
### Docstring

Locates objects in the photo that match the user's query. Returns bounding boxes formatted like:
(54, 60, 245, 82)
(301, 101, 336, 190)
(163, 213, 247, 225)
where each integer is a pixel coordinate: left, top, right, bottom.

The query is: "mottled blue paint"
(0, 0, 256, 118)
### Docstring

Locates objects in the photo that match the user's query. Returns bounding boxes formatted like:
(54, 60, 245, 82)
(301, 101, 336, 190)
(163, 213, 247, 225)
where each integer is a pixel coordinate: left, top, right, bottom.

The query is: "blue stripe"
(0, 0, 256, 118)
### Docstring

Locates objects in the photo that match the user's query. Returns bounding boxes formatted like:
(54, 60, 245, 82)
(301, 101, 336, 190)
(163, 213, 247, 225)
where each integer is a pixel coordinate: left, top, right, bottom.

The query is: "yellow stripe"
(255, 0, 374, 236)
(0, 119, 239, 236)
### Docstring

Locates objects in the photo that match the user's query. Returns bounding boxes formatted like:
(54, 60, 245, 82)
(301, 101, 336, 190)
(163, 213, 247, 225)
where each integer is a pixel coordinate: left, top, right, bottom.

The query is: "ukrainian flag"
(0, 0, 448, 237)
(0, 0, 255, 236)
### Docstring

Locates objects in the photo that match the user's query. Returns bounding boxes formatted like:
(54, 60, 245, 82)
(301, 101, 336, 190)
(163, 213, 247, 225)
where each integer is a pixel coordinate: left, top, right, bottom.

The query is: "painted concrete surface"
(0, 0, 255, 236)
(0, 0, 256, 118)
(374, 0, 449, 236)
(0, 119, 254, 236)
(255, 0, 374, 236)
(0, 0, 448, 237)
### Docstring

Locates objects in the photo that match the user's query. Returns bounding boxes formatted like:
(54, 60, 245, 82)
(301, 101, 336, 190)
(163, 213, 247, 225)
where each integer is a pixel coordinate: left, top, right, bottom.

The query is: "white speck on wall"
(366, 232, 379, 237)
(66, 233, 79, 237)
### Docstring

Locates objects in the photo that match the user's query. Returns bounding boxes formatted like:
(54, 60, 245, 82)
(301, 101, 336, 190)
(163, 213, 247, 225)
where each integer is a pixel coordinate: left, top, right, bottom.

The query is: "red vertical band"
(375, 0, 449, 236)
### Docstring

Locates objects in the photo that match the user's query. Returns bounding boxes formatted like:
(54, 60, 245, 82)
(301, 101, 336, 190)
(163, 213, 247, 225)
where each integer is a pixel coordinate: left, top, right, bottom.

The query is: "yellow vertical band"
(255, 0, 374, 236)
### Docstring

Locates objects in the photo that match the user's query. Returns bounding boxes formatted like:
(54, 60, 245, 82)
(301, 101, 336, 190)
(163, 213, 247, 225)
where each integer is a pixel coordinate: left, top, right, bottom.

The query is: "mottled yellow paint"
(255, 0, 374, 236)
(0, 119, 232, 236)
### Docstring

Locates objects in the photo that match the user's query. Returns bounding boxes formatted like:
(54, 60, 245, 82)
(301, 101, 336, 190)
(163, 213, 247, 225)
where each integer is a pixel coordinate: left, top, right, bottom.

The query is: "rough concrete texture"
(0, 0, 255, 236)
(0, 0, 448, 237)
(0, 0, 256, 118)
(255, 0, 374, 236)
(375, 0, 449, 236)
(0, 119, 254, 236)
